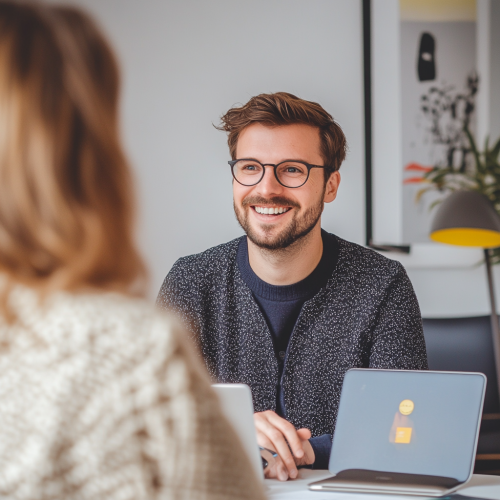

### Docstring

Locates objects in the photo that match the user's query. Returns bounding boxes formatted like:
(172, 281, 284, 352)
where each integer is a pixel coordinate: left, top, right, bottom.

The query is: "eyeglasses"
(229, 159, 331, 189)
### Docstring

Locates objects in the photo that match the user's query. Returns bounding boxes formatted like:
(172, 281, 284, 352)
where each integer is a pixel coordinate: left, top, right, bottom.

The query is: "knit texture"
(237, 231, 339, 420)
(158, 234, 428, 439)
(0, 284, 265, 500)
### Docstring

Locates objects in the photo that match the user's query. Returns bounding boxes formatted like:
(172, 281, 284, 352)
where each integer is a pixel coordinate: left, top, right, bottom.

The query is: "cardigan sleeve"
(368, 263, 428, 370)
(156, 258, 193, 313)
(156, 258, 203, 342)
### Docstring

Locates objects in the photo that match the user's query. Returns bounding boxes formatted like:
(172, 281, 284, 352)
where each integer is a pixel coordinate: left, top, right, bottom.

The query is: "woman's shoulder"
(5, 286, 180, 368)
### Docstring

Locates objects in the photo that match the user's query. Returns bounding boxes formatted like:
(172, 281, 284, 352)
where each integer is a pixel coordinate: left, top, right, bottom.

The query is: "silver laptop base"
(309, 469, 462, 497)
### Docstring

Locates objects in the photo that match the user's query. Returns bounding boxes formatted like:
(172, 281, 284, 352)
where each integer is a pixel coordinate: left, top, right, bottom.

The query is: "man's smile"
(252, 206, 292, 216)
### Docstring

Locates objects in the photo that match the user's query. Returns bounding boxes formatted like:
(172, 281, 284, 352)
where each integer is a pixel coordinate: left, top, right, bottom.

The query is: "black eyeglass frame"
(228, 159, 333, 189)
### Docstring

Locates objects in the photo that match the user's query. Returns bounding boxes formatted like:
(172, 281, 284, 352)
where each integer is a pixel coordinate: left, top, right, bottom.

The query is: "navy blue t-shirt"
(237, 230, 339, 468)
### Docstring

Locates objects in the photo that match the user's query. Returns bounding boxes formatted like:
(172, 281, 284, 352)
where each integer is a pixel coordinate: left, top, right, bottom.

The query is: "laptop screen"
(329, 369, 485, 482)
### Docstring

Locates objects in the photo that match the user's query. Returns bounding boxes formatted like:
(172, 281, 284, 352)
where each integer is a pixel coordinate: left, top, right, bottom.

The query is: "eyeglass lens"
(232, 160, 308, 188)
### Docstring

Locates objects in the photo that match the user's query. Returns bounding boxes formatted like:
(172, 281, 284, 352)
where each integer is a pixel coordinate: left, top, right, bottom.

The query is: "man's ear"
(324, 171, 340, 203)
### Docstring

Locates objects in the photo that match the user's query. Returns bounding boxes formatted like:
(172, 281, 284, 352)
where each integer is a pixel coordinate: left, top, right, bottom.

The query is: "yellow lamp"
(430, 190, 500, 247)
(431, 228, 500, 248)
(430, 190, 500, 396)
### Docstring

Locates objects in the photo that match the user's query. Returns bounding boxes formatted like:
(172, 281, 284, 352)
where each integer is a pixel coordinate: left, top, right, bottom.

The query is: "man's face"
(233, 123, 340, 250)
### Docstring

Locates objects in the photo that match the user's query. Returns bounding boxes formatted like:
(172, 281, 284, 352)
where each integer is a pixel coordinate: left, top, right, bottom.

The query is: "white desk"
(265, 471, 500, 500)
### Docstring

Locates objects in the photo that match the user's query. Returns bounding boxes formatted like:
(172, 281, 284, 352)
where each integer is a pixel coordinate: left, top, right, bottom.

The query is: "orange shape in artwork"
(404, 163, 433, 172)
(403, 177, 425, 184)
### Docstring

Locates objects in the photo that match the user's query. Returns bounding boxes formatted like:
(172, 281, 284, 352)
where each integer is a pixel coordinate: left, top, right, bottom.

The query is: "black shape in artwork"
(420, 73, 478, 172)
(418, 32, 436, 81)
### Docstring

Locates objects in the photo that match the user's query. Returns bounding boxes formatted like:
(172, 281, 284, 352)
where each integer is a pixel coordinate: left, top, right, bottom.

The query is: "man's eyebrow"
(236, 158, 312, 164)
(280, 158, 310, 163)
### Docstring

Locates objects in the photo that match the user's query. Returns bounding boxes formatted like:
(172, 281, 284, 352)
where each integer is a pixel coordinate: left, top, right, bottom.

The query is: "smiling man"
(157, 92, 427, 480)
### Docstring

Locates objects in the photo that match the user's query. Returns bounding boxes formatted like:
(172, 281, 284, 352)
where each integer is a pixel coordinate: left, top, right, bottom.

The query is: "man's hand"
(254, 410, 315, 481)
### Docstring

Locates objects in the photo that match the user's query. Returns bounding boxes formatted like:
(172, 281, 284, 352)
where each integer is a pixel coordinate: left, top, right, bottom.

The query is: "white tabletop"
(265, 471, 500, 500)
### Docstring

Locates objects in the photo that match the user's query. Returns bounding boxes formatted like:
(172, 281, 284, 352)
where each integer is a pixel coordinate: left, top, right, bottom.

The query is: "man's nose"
(256, 165, 285, 196)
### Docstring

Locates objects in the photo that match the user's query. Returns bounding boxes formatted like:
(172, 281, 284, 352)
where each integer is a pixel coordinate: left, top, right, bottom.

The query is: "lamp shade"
(430, 190, 500, 248)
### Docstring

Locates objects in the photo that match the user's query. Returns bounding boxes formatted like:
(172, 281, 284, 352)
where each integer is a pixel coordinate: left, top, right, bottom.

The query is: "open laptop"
(212, 383, 263, 480)
(310, 369, 486, 496)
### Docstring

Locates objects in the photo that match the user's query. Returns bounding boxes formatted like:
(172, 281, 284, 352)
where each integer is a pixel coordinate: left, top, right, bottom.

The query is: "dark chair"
(423, 316, 500, 474)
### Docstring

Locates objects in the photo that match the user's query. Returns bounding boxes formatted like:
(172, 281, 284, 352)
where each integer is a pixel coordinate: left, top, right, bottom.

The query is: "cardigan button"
(279, 351, 286, 359)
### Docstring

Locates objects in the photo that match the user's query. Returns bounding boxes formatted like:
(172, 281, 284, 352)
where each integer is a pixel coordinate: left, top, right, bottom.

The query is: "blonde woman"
(0, 2, 265, 499)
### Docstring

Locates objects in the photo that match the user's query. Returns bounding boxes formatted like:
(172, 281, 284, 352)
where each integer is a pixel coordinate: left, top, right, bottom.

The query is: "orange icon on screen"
(395, 427, 412, 443)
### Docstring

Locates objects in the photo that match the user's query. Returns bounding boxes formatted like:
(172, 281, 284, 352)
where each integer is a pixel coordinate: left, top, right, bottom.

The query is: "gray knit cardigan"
(157, 234, 428, 438)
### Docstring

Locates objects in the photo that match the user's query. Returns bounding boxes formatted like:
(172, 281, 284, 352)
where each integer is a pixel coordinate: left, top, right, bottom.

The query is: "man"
(157, 92, 427, 480)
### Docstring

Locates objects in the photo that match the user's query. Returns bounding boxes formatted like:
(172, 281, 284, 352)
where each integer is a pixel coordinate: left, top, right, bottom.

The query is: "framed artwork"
(363, 0, 494, 267)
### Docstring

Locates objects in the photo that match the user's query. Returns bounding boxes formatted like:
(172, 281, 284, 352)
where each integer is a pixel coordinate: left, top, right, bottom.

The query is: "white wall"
(59, 0, 365, 298)
(52, 0, 500, 318)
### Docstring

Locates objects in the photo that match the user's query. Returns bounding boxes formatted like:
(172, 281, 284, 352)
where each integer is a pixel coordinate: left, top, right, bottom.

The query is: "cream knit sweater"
(0, 285, 265, 500)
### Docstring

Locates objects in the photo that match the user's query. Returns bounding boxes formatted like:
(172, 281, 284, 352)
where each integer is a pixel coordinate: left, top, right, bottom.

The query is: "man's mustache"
(242, 196, 300, 209)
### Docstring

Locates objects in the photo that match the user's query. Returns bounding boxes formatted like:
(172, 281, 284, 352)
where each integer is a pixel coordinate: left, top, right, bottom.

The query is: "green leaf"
(465, 126, 483, 172)
(429, 199, 444, 211)
(490, 136, 500, 161)
(415, 187, 430, 203)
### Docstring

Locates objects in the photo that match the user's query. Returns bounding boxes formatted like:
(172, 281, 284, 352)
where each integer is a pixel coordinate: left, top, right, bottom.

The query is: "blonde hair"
(0, 1, 146, 310)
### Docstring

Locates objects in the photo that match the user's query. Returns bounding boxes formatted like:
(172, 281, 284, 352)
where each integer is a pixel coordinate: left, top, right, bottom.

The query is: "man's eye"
(282, 165, 305, 175)
(242, 165, 258, 171)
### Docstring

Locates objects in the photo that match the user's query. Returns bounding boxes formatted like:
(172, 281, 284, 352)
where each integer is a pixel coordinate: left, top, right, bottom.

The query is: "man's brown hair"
(0, 1, 146, 313)
(218, 92, 347, 180)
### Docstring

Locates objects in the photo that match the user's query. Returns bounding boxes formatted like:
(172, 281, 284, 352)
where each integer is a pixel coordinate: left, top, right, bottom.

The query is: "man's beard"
(233, 193, 324, 251)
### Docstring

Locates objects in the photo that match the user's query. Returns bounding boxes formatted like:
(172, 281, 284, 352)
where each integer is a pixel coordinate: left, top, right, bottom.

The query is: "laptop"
(309, 369, 486, 496)
(212, 383, 263, 480)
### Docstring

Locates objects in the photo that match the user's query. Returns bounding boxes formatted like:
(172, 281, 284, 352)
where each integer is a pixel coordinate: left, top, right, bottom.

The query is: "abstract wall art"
(364, 0, 485, 262)
(400, 0, 477, 244)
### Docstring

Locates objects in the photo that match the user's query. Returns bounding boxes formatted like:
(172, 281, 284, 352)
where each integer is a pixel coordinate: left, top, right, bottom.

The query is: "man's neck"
(247, 225, 323, 286)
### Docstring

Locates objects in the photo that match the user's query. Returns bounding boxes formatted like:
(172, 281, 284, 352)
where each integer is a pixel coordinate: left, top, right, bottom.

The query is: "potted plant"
(406, 127, 500, 261)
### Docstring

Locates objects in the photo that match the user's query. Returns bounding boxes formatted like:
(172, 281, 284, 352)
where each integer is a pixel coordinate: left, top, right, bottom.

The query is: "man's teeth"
(254, 206, 290, 215)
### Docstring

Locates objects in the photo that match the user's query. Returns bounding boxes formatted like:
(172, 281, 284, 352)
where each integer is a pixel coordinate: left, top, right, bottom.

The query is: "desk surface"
(265, 471, 500, 500)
